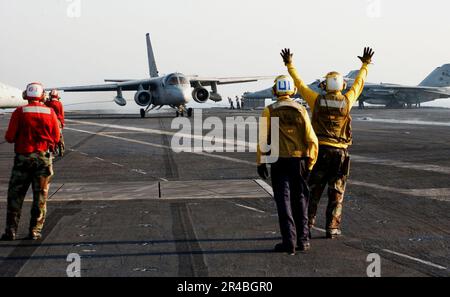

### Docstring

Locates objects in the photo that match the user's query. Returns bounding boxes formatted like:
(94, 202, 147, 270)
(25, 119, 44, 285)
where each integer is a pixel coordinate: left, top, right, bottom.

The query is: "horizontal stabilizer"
(104, 79, 134, 83)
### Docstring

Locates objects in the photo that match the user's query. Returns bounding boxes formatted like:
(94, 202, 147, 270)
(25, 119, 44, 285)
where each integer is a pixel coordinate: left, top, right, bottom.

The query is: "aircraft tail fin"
(344, 70, 359, 80)
(419, 64, 450, 87)
(146, 33, 159, 78)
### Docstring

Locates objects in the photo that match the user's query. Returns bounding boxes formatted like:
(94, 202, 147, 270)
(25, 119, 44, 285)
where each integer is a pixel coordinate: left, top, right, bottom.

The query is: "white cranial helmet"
(273, 75, 296, 96)
(325, 72, 345, 92)
(26, 82, 45, 100)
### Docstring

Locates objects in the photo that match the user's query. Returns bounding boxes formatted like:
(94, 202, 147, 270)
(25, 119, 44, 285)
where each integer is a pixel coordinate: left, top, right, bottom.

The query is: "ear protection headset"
(271, 75, 297, 97)
(320, 72, 347, 92)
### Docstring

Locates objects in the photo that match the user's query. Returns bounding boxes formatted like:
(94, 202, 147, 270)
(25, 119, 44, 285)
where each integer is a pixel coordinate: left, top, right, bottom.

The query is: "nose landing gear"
(175, 106, 193, 118)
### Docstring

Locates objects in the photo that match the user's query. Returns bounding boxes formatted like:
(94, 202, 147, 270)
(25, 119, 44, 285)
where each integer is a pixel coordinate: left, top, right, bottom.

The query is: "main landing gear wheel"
(187, 108, 193, 117)
(140, 109, 146, 118)
(176, 110, 180, 117)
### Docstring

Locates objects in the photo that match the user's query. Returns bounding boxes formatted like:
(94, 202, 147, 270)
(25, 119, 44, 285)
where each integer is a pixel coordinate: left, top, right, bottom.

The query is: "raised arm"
(281, 48, 319, 109)
(345, 47, 374, 107)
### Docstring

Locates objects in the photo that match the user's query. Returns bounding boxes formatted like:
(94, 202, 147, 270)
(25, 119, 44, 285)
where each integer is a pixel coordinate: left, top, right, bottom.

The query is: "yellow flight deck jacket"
(287, 62, 369, 149)
(257, 96, 318, 171)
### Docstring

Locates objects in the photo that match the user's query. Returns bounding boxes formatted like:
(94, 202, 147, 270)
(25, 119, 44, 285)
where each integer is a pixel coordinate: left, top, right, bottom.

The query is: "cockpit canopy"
(166, 73, 189, 86)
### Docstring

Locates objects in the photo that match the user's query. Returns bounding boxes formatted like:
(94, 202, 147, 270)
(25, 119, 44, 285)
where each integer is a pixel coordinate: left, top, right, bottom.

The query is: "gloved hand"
(358, 47, 375, 64)
(257, 164, 269, 180)
(280, 48, 293, 65)
(304, 169, 311, 181)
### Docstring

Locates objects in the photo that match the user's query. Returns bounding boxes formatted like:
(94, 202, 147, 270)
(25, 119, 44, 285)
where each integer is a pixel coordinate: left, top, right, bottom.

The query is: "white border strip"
(254, 179, 274, 197)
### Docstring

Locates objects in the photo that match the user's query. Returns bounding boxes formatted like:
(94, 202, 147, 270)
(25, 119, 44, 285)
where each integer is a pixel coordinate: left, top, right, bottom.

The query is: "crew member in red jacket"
(45, 89, 65, 156)
(1, 82, 60, 241)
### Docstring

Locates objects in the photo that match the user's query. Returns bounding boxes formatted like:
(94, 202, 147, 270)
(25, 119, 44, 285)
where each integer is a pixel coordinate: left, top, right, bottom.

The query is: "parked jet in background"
(50, 34, 272, 118)
(244, 65, 450, 108)
(0, 82, 25, 109)
(243, 70, 358, 101)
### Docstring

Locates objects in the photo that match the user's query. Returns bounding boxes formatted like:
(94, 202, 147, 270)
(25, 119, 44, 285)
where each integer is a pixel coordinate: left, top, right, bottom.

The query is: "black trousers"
(270, 157, 310, 249)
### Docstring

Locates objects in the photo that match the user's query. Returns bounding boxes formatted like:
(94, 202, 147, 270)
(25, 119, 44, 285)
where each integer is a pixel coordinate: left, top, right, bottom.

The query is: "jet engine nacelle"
(114, 96, 127, 106)
(134, 90, 152, 106)
(192, 87, 210, 103)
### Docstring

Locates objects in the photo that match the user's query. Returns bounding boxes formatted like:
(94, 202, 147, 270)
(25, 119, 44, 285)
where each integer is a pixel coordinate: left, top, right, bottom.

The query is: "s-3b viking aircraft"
(51, 33, 271, 118)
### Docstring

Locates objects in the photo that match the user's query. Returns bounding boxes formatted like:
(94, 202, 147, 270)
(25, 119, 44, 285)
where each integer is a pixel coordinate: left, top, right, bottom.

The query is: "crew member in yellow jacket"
(281, 47, 374, 239)
(257, 75, 318, 254)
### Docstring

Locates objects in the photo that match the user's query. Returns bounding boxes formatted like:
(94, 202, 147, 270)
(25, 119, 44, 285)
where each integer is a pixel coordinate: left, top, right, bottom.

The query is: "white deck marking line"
(354, 118, 450, 127)
(99, 132, 147, 135)
(160, 178, 169, 182)
(351, 155, 450, 175)
(131, 169, 147, 175)
(111, 163, 124, 167)
(312, 226, 327, 233)
(234, 203, 266, 214)
(95, 157, 105, 162)
(66, 119, 252, 150)
(79, 152, 88, 156)
(350, 180, 450, 202)
(381, 249, 447, 270)
(66, 127, 255, 166)
(254, 179, 274, 197)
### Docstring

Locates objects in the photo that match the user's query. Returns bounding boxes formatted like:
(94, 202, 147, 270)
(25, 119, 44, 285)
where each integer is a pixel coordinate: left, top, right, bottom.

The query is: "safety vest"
(312, 93, 352, 146)
(267, 100, 310, 158)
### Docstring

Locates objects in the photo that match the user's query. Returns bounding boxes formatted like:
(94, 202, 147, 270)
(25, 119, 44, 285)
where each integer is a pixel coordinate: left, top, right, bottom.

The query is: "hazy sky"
(1, 0, 449, 110)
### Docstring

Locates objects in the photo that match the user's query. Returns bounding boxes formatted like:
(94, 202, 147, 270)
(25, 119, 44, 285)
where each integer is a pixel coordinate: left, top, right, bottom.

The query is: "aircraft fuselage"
(0, 83, 25, 109)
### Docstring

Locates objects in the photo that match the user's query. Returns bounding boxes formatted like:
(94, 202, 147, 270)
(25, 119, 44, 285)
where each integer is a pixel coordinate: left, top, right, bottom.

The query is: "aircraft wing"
(187, 76, 274, 87)
(47, 78, 160, 92)
(365, 84, 450, 95)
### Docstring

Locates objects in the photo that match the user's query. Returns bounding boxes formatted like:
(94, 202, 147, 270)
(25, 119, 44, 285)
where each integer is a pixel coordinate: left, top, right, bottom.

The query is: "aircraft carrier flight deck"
(0, 107, 449, 277)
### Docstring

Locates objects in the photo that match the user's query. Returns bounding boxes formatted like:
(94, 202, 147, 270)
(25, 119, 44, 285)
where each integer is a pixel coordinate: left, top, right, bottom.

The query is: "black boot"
(326, 229, 342, 239)
(296, 241, 311, 252)
(274, 243, 295, 255)
(1, 230, 16, 241)
(3, 211, 19, 241)
(28, 231, 42, 241)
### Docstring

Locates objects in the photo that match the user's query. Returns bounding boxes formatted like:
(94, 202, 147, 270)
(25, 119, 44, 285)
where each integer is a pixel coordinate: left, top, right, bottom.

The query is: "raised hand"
(358, 47, 375, 64)
(280, 48, 293, 65)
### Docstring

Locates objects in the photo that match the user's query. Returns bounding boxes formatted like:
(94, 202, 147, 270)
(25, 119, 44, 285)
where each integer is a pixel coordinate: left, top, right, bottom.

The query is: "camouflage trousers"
(5, 152, 54, 235)
(55, 132, 65, 158)
(55, 124, 65, 158)
(308, 146, 350, 234)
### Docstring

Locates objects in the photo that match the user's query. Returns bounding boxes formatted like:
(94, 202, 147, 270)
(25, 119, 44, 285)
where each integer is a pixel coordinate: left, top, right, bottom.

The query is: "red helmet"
(25, 82, 45, 101)
(50, 89, 59, 99)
